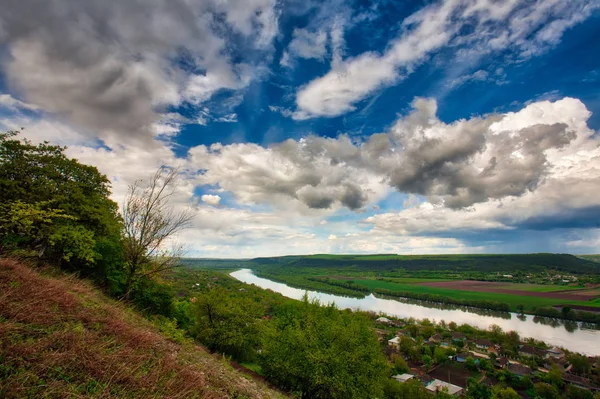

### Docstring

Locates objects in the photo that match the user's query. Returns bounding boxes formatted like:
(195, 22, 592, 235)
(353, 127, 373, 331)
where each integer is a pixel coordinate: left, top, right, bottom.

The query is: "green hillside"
(251, 253, 600, 274)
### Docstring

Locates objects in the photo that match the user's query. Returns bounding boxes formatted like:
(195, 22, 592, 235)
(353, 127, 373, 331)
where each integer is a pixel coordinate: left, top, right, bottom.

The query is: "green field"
(349, 279, 600, 312)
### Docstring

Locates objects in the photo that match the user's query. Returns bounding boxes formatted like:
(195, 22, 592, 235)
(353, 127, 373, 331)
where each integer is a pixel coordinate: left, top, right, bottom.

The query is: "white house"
(388, 336, 401, 349)
(426, 379, 463, 396)
(392, 374, 414, 383)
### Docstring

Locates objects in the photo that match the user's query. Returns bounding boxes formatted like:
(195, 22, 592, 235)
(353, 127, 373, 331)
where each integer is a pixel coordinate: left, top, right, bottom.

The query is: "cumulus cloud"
(293, 0, 598, 119)
(0, 0, 279, 144)
(201, 194, 222, 206)
(187, 137, 389, 212)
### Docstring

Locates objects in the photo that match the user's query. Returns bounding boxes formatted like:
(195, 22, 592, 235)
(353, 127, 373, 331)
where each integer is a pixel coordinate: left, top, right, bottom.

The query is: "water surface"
(231, 269, 600, 355)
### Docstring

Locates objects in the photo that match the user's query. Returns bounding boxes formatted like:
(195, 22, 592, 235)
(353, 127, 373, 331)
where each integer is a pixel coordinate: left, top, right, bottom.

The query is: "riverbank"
(231, 269, 600, 355)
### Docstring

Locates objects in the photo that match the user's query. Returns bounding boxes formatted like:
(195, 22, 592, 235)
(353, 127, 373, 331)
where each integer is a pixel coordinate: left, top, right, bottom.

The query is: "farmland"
(348, 278, 600, 312)
(237, 253, 600, 319)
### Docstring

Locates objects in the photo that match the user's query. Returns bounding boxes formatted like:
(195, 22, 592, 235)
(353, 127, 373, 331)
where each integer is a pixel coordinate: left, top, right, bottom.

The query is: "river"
(230, 269, 600, 355)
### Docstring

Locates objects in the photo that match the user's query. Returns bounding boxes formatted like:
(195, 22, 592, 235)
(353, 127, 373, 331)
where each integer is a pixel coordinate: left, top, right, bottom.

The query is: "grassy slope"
(350, 279, 600, 311)
(0, 259, 283, 399)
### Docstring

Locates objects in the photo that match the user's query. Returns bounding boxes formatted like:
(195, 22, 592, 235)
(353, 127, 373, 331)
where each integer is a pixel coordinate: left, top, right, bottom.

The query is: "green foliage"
(383, 379, 431, 399)
(566, 385, 594, 399)
(260, 297, 388, 399)
(0, 131, 123, 279)
(466, 378, 491, 399)
(534, 382, 561, 399)
(492, 387, 520, 399)
(192, 287, 263, 362)
(465, 357, 477, 371)
(568, 353, 592, 375)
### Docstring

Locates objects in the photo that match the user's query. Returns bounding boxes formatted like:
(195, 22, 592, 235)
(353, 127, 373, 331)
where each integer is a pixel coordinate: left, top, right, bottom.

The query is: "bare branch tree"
(122, 166, 194, 298)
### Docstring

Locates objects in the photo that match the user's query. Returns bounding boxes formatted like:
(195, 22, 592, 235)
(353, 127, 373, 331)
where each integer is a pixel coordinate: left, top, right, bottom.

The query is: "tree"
(568, 353, 592, 376)
(384, 379, 430, 399)
(544, 364, 564, 389)
(466, 378, 491, 399)
(492, 387, 520, 399)
(0, 131, 123, 282)
(192, 287, 263, 361)
(392, 355, 409, 374)
(534, 382, 560, 399)
(465, 356, 477, 371)
(122, 166, 194, 297)
(566, 385, 594, 399)
(423, 355, 432, 371)
(260, 298, 388, 399)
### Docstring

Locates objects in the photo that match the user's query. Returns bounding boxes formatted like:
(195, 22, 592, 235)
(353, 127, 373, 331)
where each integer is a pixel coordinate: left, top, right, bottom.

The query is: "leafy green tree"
(260, 298, 388, 399)
(466, 378, 491, 399)
(479, 358, 492, 372)
(568, 354, 592, 376)
(566, 385, 594, 399)
(465, 356, 477, 371)
(384, 379, 430, 399)
(0, 131, 122, 281)
(434, 346, 448, 364)
(534, 382, 560, 399)
(492, 387, 520, 399)
(192, 287, 262, 361)
(392, 355, 409, 374)
(423, 355, 432, 371)
(544, 364, 564, 388)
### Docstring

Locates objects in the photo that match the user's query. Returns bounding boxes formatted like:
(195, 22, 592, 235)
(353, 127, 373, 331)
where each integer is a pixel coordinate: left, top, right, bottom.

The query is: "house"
(388, 336, 401, 349)
(475, 339, 493, 351)
(519, 345, 544, 357)
(543, 358, 572, 372)
(455, 353, 471, 363)
(494, 357, 509, 369)
(545, 346, 565, 360)
(451, 332, 466, 342)
(425, 379, 464, 396)
(429, 333, 443, 343)
(377, 317, 392, 324)
(393, 373, 415, 383)
(562, 374, 596, 390)
(508, 363, 532, 377)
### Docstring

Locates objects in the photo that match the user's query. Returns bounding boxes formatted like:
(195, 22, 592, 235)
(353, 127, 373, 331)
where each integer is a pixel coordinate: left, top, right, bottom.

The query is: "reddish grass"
(0, 258, 282, 399)
(421, 280, 598, 301)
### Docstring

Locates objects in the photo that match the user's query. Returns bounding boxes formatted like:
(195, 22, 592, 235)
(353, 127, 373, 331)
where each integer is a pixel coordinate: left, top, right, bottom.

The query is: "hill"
(0, 258, 283, 399)
(250, 253, 600, 274)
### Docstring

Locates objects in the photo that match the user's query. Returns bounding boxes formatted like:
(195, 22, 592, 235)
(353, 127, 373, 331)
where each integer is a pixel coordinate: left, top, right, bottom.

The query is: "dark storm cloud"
(0, 0, 277, 144)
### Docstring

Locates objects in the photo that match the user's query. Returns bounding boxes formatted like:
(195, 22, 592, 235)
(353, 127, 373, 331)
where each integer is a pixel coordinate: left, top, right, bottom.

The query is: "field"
(349, 278, 600, 311)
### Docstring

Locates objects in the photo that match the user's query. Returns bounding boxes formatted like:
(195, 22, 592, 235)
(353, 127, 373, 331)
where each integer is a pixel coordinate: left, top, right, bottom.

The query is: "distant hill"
(0, 259, 282, 399)
(250, 253, 600, 274)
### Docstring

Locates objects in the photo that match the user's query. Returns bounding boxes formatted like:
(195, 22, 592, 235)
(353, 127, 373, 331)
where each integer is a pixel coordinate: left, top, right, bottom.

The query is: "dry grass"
(0, 258, 283, 399)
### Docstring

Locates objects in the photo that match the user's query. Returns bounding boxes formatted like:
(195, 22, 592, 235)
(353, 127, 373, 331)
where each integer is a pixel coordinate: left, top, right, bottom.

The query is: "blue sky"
(1, 0, 600, 257)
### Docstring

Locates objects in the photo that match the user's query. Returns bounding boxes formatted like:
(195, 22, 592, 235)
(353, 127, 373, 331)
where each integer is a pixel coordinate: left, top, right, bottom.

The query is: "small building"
(429, 333, 443, 343)
(388, 336, 401, 349)
(377, 316, 392, 324)
(563, 373, 594, 390)
(451, 332, 466, 342)
(508, 363, 532, 378)
(519, 345, 543, 358)
(425, 379, 464, 396)
(455, 353, 471, 363)
(475, 339, 493, 351)
(393, 373, 415, 383)
(494, 357, 509, 369)
(545, 346, 565, 360)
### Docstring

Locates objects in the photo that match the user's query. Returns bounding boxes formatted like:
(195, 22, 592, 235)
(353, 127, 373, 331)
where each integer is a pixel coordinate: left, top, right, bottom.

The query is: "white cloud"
(0, 93, 39, 111)
(281, 28, 328, 67)
(201, 194, 222, 206)
(293, 0, 597, 119)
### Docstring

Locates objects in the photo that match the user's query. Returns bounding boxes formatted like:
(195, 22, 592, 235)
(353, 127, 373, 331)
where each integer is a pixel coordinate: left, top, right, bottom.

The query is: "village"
(374, 316, 600, 397)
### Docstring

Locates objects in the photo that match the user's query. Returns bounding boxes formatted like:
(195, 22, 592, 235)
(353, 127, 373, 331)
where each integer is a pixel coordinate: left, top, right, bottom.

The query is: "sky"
(1, 0, 600, 257)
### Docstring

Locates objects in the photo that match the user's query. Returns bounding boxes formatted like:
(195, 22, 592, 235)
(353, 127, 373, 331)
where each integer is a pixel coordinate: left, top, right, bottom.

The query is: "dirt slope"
(0, 258, 283, 399)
